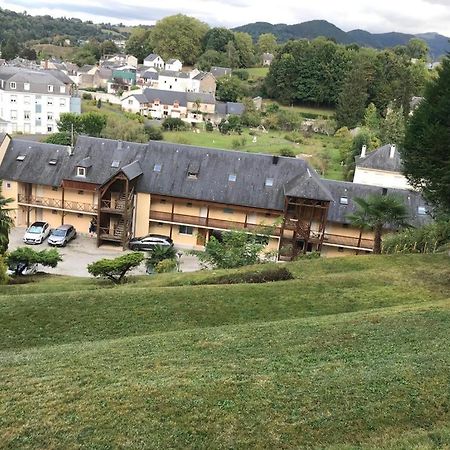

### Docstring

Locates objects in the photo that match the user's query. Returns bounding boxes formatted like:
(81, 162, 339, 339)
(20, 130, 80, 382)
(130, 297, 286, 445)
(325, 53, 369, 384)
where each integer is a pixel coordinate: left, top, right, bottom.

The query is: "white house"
(262, 53, 274, 66)
(158, 70, 192, 92)
(165, 59, 182, 72)
(353, 144, 412, 190)
(144, 54, 164, 69)
(0, 66, 80, 134)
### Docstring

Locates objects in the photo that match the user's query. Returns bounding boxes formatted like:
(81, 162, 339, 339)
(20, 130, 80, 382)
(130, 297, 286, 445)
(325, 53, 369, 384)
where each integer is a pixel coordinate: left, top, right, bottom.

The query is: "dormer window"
(10, 82, 16, 90)
(59, 86, 66, 94)
(265, 178, 274, 187)
(111, 160, 120, 168)
(228, 174, 236, 182)
(76, 167, 86, 177)
(153, 163, 162, 172)
(16, 155, 26, 161)
(339, 196, 349, 205)
(417, 206, 427, 215)
(187, 161, 200, 179)
(48, 85, 54, 92)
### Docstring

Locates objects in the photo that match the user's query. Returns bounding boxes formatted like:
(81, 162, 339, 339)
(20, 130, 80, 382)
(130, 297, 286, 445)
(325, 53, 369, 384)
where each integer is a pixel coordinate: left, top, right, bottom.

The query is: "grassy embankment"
(1, 253, 449, 449)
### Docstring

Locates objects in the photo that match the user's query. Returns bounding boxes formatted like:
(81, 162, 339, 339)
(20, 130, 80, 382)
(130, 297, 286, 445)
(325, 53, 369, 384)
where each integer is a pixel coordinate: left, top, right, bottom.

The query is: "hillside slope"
(1, 254, 449, 448)
(233, 20, 450, 58)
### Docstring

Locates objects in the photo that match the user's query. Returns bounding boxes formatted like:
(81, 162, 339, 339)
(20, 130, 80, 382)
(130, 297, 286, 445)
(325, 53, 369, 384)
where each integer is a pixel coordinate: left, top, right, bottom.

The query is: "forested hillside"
(233, 20, 450, 59)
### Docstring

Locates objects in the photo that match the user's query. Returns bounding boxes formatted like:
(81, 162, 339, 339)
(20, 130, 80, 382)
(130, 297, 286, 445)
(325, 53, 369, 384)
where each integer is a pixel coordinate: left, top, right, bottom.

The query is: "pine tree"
(402, 56, 450, 215)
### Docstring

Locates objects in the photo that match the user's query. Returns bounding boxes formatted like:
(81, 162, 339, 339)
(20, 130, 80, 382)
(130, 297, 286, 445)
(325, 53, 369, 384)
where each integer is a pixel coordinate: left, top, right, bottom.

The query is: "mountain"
(233, 20, 450, 59)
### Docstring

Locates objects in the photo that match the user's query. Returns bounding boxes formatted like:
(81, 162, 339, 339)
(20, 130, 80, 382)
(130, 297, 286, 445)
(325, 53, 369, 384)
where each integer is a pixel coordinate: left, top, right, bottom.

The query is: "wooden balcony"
(98, 226, 123, 243)
(18, 194, 97, 214)
(323, 233, 373, 250)
(149, 210, 282, 236)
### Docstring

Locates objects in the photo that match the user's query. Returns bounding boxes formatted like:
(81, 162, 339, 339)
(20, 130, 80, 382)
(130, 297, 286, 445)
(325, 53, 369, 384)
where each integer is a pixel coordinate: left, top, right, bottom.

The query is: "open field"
(161, 129, 345, 180)
(32, 44, 76, 60)
(1, 253, 449, 449)
(246, 67, 270, 79)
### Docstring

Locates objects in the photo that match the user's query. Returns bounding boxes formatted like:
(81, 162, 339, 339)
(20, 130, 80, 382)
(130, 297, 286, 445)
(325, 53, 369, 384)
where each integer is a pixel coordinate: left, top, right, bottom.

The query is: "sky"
(3, 0, 450, 35)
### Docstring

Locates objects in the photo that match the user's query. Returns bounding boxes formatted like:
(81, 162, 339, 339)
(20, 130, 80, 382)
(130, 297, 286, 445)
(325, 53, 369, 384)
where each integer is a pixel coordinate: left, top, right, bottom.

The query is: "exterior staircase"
(114, 219, 125, 238)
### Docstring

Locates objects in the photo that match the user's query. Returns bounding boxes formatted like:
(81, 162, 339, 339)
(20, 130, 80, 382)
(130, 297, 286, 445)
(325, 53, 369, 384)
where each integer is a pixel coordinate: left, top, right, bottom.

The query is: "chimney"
(361, 145, 367, 158)
(272, 155, 279, 165)
(390, 144, 396, 159)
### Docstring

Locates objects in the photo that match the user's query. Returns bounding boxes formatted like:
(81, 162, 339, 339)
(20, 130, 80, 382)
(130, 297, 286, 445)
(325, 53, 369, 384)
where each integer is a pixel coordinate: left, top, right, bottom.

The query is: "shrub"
(82, 93, 92, 100)
(231, 138, 242, 149)
(155, 258, 178, 273)
(87, 252, 144, 284)
(146, 245, 177, 273)
(161, 117, 189, 131)
(284, 131, 303, 143)
(279, 147, 296, 157)
(205, 121, 214, 132)
(145, 125, 163, 140)
(193, 266, 294, 285)
(233, 69, 249, 81)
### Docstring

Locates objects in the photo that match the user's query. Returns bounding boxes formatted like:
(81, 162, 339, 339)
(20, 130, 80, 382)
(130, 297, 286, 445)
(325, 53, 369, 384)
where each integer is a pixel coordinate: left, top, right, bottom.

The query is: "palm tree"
(0, 181, 14, 255)
(348, 194, 409, 254)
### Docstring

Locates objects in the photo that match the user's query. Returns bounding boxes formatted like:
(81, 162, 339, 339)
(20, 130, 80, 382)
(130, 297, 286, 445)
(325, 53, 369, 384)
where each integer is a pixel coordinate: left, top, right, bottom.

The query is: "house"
(213, 101, 245, 123)
(77, 66, 112, 90)
(0, 66, 80, 134)
(0, 134, 430, 257)
(101, 54, 138, 69)
(144, 53, 164, 69)
(353, 144, 411, 190)
(138, 70, 159, 88)
(165, 59, 182, 72)
(121, 88, 215, 121)
(158, 70, 191, 92)
(210, 66, 232, 79)
(107, 66, 137, 94)
(262, 53, 274, 66)
(190, 71, 216, 95)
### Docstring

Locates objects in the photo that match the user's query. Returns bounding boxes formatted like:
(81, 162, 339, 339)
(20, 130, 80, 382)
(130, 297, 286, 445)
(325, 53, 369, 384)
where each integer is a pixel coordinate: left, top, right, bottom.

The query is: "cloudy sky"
(3, 0, 450, 35)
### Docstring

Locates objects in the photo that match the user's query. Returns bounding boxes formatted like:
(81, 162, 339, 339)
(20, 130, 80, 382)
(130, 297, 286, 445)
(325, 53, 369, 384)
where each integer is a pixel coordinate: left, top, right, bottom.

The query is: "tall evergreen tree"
(402, 57, 450, 215)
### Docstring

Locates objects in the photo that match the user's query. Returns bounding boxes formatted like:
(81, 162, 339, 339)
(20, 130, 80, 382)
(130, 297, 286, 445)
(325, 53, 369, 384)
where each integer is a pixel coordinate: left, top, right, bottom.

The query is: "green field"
(162, 129, 345, 180)
(1, 254, 449, 449)
(246, 67, 270, 79)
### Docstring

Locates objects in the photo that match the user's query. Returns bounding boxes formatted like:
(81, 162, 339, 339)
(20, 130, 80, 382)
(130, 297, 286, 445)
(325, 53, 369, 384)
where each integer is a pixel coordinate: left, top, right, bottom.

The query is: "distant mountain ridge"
(233, 20, 450, 60)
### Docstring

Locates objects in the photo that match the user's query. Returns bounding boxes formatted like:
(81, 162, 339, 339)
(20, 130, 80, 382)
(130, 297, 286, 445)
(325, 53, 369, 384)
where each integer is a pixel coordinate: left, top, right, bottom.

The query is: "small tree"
(0, 181, 14, 255)
(145, 245, 177, 273)
(87, 252, 144, 284)
(43, 132, 71, 145)
(7, 247, 62, 275)
(196, 228, 273, 269)
(348, 195, 409, 254)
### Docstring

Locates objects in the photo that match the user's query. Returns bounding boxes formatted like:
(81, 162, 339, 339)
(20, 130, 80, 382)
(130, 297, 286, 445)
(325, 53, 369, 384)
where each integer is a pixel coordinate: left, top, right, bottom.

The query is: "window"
(48, 85, 54, 92)
(59, 99, 66, 107)
(16, 155, 26, 161)
(59, 86, 65, 94)
(47, 125, 53, 133)
(23, 111, 31, 120)
(418, 206, 427, 215)
(47, 113, 53, 121)
(6, 182, 11, 189)
(111, 160, 120, 168)
(10, 95, 17, 103)
(228, 173, 237, 182)
(265, 178, 274, 187)
(76, 167, 86, 177)
(223, 208, 234, 214)
(179, 225, 193, 235)
(338, 247, 344, 253)
(24, 82, 30, 91)
(9, 82, 16, 89)
(160, 199, 166, 204)
(339, 196, 349, 205)
(47, 98, 53, 106)
(157, 222, 163, 227)
(10, 110, 17, 120)
(52, 210, 58, 215)
(128, 99, 133, 105)
(153, 163, 162, 172)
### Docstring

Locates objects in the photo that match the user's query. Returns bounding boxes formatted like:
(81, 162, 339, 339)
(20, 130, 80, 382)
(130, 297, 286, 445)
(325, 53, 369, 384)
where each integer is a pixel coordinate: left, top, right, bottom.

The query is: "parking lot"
(9, 227, 201, 277)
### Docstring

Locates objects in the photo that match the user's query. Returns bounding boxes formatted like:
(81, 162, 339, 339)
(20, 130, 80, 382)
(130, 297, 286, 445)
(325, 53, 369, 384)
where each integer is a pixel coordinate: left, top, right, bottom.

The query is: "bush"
(193, 266, 294, 285)
(383, 221, 450, 254)
(279, 147, 296, 157)
(231, 138, 242, 149)
(145, 125, 163, 140)
(146, 245, 177, 273)
(233, 69, 249, 81)
(87, 252, 144, 284)
(162, 117, 189, 131)
(155, 258, 178, 273)
(284, 131, 303, 143)
(205, 121, 213, 132)
(82, 93, 92, 100)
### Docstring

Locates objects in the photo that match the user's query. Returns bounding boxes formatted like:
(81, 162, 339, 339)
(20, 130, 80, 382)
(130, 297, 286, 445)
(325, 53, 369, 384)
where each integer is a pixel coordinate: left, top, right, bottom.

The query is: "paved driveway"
(8, 227, 201, 277)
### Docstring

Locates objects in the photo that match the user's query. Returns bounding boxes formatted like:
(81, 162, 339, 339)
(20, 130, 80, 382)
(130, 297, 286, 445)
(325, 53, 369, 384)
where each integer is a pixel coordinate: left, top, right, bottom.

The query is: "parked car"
(48, 224, 77, 247)
(23, 221, 51, 244)
(7, 262, 38, 276)
(128, 234, 173, 251)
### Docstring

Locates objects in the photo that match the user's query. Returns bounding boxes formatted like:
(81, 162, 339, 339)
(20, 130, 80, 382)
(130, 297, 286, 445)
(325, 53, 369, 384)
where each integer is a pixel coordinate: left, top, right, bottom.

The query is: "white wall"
(353, 167, 411, 190)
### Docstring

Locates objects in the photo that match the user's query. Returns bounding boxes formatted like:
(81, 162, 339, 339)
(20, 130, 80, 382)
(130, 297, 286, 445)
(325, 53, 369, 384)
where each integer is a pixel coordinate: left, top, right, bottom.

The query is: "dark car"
(128, 234, 173, 251)
(48, 224, 77, 247)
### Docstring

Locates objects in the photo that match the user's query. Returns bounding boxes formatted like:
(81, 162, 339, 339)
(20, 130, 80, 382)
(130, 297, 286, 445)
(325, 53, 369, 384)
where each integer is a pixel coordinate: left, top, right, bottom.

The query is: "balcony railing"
(18, 194, 97, 214)
(323, 233, 373, 250)
(149, 210, 281, 236)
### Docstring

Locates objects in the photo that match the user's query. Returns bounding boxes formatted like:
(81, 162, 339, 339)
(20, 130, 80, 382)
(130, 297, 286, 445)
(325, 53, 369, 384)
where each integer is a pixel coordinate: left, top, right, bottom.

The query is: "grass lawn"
(32, 44, 76, 60)
(0, 254, 449, 448)
(246, 67, 270, 79)
(161, 128, 346, 180)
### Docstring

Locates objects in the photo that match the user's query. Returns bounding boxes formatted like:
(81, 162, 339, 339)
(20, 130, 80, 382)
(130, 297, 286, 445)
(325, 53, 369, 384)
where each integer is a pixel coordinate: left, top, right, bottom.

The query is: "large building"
(0, 134, 430, 258)
(0, 67, 80, 134)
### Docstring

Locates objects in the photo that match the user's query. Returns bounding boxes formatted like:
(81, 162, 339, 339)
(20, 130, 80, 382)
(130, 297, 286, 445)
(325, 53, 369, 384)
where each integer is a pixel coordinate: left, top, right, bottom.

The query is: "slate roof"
(210, 66, 232, 78)
(0, 136, 431, 226)
(215, 101, 245, 116)
(323, 179, 430, 228)
(126, 89, 216, 107)
(144, 53, 161, 62)
(166, 59, 180, 64)
(355, 144, 403, 172)
(159, 70, 190, 79)
(142, 71, 159, 80)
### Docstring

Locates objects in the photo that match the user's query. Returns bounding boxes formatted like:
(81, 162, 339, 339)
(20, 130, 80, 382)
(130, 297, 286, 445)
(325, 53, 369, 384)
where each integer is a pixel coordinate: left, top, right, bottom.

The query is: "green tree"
(71, 46, 97, 66)
(225, 40, 240, 68)
(216, 76, 243, 102)
(233, 32, 255, 68)
(348, 195, 409, 254)
(57, 113, 83, 134)
(402, 57, 450, 215)
(195, 228, 271, 269)
(0, 181, 14, 255)
(197, 49, 229, 71)
(7, 247, 62, 275)
(152, 14, 208, 65)
(145, 245, 176, 273)
(257, 33, 277, 55)
(363, 103, 380, 132)
(81, 112, 107, 137)
(406, 38, 429, 60)
(125, 27, 153, 62)
(203, 27, 235, 53)
(43, 132, 71, 145)
(87, 252, 144, 284)
(1, 37, 19, 60)
(380, 104, 405, 145)
(101, 116, 148, 143)
(100, 40, 118, 56)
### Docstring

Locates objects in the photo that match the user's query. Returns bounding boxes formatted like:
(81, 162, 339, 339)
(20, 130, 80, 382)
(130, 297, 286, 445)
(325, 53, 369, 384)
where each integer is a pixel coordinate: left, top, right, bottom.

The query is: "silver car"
(48, 224, 77, 247)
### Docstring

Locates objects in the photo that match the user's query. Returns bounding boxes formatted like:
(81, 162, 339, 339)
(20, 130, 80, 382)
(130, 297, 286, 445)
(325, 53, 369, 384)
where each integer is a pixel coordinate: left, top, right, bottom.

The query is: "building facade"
(0, 67, 80, 134)
(0, 134, 430, 258)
